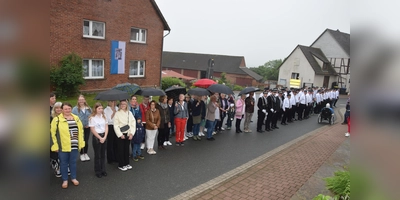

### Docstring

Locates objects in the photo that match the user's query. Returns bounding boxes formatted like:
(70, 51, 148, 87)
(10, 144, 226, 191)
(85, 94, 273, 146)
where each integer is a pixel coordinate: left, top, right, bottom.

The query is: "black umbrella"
(136, 88, 166, 96)
(187, 87, 211, 96)
(112, 82, 141, 96)
(207, 84, 234, 95)
(238, 87, 261, 96)
(165, 86, 186, 101)
(94, 89, 130, 101)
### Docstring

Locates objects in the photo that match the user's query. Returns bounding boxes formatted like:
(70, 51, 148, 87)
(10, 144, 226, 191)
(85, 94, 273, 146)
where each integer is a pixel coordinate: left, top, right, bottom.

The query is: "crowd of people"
(49, 86, 344, 188)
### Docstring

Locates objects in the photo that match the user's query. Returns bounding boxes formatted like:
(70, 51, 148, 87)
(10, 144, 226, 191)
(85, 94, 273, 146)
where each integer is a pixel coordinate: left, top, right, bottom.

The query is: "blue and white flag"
(110, 40, 126, 74)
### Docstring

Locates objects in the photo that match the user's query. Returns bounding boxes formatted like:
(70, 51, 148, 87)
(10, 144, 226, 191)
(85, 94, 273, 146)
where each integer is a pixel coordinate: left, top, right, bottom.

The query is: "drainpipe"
(160, 30, 171, 89)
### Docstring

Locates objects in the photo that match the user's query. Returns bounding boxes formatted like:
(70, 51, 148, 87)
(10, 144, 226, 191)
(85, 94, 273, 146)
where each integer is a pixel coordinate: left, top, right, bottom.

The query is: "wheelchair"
(318, 107, 335, 125)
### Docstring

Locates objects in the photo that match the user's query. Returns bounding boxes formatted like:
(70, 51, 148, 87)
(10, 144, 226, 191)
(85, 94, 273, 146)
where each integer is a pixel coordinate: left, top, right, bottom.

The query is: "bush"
(233, 85, 243, 91)
(161, 77, 186, 90)
(325, 170, 350, 200)
(50, 53, 85, 99)
(313, 194, 336, 200)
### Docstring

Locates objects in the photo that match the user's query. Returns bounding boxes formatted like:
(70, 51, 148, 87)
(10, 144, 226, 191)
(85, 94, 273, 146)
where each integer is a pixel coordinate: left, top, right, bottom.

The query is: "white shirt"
(89, 114, 107, 133)
(336, 90, 339, 98)
(299, 92, 306, 104)
(215, 105, 220, 120)
(290, 95, 296, 106)
(283, 98, 291, 111)
(104, 106, 118, 125)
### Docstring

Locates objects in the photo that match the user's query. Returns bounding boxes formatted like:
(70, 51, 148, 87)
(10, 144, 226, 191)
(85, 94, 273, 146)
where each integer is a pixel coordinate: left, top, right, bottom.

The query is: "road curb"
(170, 123, 338, 200)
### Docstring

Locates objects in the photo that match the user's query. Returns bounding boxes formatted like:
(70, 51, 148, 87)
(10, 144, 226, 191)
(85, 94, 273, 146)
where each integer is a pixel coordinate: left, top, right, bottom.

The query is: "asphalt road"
(50, 95, 346, 200)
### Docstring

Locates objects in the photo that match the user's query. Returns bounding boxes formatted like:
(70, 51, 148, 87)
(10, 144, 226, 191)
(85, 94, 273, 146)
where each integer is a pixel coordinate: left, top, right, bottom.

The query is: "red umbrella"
(193, 78, 217, 88)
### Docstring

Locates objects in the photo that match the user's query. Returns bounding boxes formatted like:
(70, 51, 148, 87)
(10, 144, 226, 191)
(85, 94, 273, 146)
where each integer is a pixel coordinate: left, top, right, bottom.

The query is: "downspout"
(160, 30, 171, 89)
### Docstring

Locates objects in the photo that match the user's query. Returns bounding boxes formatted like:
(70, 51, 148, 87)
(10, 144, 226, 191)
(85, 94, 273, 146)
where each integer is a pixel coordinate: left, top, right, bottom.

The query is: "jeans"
(244, 112, 253, 130)
(193, 123, 200, 136)
(80, 127, 90, 154)
(205, 120, 215, 139)
(58, 149, 78, 181)
(132, 143, 141, 158)
(92, 134, 106, 175)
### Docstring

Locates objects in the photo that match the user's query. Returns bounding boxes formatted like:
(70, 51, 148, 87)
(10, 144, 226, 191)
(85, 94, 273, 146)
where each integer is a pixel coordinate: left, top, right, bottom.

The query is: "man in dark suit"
(266, 89, 277, 132)
(271, 90, 281, 129)
(256, 91, 268, 133)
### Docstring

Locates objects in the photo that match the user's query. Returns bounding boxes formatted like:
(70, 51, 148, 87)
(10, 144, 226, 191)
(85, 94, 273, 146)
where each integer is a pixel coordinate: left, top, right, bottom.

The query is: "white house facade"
(278, 45, 337, 88)
(311, 29, 350, 92)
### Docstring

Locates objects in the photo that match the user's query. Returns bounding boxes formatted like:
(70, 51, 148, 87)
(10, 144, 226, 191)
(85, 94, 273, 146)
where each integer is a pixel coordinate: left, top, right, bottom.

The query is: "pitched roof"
(240, 67, 263, 81)
(150, 0, 171, 31)
(311, 28, 350, 56)
(162, 51, 248, 75)
(298, 45, 337, 76)
(162, 70, 196, 81)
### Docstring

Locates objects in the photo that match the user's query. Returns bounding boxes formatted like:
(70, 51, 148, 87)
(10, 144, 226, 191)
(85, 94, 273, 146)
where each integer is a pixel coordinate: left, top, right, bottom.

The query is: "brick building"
(50, 0, 170, 92)
(162, 51, 263, 87)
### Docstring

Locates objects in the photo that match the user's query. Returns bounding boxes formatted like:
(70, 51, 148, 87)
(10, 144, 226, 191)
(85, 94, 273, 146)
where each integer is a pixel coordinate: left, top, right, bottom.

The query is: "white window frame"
(129, 60, 145, 78)
(83, 20, 105, 39)
(82, 59, 104, 79)
(130, 27, 147, 43)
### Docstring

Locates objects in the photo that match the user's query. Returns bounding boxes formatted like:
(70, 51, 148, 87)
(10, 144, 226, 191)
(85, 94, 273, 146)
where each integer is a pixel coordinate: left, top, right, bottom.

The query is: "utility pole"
(207, 58, 214, 79)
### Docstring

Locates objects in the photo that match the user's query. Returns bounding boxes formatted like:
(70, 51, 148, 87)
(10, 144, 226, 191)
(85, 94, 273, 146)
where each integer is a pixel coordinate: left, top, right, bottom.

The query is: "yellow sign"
(290, 79, 301, 88)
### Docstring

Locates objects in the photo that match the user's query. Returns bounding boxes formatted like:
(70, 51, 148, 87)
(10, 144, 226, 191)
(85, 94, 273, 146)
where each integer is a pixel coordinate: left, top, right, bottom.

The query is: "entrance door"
(323, 76, 330, 88)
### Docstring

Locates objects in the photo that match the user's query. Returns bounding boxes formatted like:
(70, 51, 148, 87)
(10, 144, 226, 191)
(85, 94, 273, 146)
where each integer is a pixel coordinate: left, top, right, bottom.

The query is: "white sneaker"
(140, 143, 145, 149)
(204, 128, 207, 132)
(166, 141, 172, 146)
(345, 132, 350, 137)
(212, 131, 216, 135)
(151, 149, 157, 155)
(163, 141, 168, 146)
(221, 127, 225, 131)
(184, 135, 188, 140)
(84, 154, 90, 161)
(118, 166, 127, 171)
(80, 154, 86, 162)
(199, 132, 204, 136)
(125, 165, 132, 170)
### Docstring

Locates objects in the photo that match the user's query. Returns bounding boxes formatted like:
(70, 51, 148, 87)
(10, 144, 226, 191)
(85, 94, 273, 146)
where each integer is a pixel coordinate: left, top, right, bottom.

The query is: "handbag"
(119, 112, 130, 133)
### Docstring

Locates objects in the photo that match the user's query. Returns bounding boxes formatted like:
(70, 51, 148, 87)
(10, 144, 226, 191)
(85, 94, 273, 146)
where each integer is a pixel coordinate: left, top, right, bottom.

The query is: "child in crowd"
(132, 118, 145, 161)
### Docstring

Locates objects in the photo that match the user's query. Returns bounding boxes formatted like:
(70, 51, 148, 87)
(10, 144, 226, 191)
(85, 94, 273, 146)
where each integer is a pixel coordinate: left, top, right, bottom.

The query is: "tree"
(50, 53, 86, 98)
(251, 59, 283, 81)
(161, 77, 186, 90)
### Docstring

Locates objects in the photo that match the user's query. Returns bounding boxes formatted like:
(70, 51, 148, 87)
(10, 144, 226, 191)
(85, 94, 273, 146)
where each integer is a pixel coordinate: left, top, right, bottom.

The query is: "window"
(129, 60, 145, 77)
(83, 20, 105, 39)
(130, 27, 146, 43)
(291, 73, 299, 79)
(83, 59, 104, 79)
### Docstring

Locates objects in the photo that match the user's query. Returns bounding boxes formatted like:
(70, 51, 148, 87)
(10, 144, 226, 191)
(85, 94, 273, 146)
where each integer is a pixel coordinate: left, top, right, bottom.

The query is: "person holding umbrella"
(156, 96, 170, 149)
(191, 95, 205, 141)
(205, 95, 218, 141)
(104, 101, 118, 164)
(244, 92, 255, 133)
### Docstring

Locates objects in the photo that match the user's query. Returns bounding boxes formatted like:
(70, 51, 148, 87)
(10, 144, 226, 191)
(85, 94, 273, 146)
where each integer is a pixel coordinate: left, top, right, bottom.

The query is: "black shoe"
(207, 137, 215, 141)
(102, 172, 107, 177)
(239, 130, 243, 133)
(96, 174, 102, 178)
(271, 127, 275, 129)
(257, 130, 264, 133)
(266, 129, 271, 132)
(250, 120, 253, 122)
(274, 126, 279, 129)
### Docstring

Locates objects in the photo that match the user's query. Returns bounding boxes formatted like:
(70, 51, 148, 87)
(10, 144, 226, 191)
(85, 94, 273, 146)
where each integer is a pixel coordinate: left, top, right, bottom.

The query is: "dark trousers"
(116, 136, 130, 168)
(235, 118, 242, 131)
(216, 113, 226, 131)
(107, 125, 118, 163)
(80, 127, 90, 154)
(304, 105, 310, 118)
(186, 115, 193, 132)
(92, 133, 106, 175)
(282, 109, 289, 123)
(298, 104, 305, 119)
(333, 98, 338, 106)
(292, 105, 298, 120)
(257, 110, 265, 131)
(272, 111, 278, 127)
(158, 124, 169, 146)
(266, 111, 273, 129)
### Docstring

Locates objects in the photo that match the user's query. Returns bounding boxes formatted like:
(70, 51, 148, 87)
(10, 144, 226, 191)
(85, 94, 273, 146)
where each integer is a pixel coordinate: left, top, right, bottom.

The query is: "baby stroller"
(318, 103, 335, 125)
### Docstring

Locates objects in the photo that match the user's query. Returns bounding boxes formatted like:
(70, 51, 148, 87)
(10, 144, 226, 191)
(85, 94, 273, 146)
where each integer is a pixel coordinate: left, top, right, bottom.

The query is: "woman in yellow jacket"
(51, 102, 85, 189)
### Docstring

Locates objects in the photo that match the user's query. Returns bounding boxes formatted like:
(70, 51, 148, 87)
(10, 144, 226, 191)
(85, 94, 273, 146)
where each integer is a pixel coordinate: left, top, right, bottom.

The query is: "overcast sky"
(155, 0, 350, 67)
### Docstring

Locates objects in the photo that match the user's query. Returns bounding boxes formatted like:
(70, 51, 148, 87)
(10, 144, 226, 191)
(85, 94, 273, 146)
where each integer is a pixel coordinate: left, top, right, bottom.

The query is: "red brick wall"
(50, 0, 165, 91)
(182, 69, 198, 78)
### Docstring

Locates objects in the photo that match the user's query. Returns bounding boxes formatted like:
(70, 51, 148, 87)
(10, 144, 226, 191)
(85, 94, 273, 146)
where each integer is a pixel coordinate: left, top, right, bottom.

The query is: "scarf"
(160, 103, 168, 109)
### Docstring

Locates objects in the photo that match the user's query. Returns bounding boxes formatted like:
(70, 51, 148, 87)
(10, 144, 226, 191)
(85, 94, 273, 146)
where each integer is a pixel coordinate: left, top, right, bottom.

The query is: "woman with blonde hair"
(50, 102, 63, 178)
(89, 102, 108, 178)
(51, 102, 85, 188)
(72, 94, 92, 161)
(113, 100, 136, 171)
